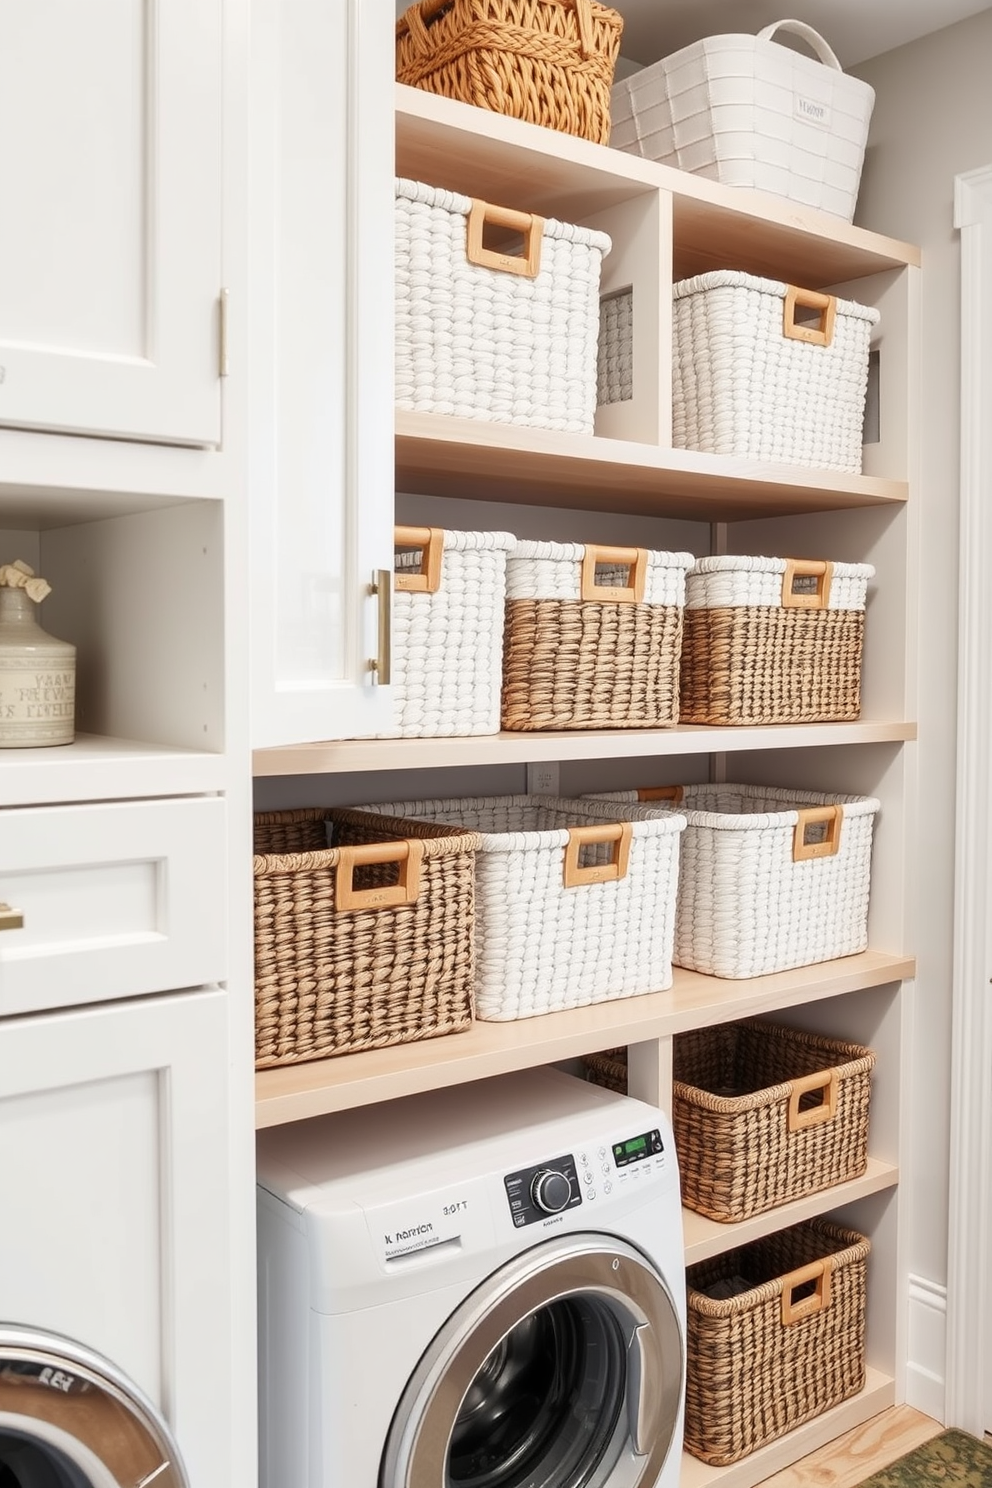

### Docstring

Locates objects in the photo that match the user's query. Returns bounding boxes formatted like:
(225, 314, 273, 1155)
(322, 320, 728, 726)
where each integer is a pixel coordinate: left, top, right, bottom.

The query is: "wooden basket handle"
(636, 785, 683, 804)
(787, 1069, 839, 1131)
(783, 285, 837, 347)
(781, 558, 834, 610)
(580, 546, 648, 604)
(335, 839, 424, 912)
(781, 1258, 833, 1326)
(395, 526, 444, 593)
(466, 200, 544, 279)
(563, 823, 632, 888)
(793, 805, 844, 863)
(571, 0, 595, 57)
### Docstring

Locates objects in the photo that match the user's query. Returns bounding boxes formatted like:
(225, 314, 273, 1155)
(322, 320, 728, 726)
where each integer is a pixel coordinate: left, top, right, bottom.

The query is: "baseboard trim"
(906, 1274, 946, 1421)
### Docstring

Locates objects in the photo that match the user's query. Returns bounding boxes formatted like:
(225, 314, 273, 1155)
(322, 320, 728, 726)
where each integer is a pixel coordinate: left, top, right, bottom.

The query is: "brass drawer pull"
(0, 903, 24, 932)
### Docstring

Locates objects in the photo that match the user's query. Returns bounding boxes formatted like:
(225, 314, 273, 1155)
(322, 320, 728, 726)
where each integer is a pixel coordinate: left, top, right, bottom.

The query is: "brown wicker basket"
(685, 1219, 871, 1465)
(585, 1019, 876, 1222)
(396, 0, 623, 146)
(253, 807, 480, 1069)
(501, 541, 694, 730)
(679, 556, 873, 726)
(680, 605, 866, 725)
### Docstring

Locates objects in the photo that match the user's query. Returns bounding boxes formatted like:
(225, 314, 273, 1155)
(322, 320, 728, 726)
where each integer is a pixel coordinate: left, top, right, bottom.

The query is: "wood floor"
(754, 1406, 944, 1486)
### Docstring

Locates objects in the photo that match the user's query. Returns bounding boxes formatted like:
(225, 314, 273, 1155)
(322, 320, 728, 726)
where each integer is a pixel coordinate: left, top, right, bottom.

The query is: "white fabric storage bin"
(502, 539, 695, 730)
(354, 795, 686, 1020)
(382, 526, 516, 738)
(672, 271, 879, 472)
(395, 177, 611, 434)
(610, 20, 875, 222)
(585, 784, 879, 979)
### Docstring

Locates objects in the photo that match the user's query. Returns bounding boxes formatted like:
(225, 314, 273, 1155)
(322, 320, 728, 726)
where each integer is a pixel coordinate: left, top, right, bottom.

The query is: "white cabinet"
(0, 796, 228, 1016)
(0, 988, 238, 1488)
(0, 0, 224, 447)
(248, 0, 396, 748)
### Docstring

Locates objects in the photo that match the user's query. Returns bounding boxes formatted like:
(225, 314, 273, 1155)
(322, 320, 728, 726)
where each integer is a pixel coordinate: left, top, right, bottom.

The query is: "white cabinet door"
(0, 0, 223, 446)
(249, 0, 395, 747)
(0, 989, 237, 1488)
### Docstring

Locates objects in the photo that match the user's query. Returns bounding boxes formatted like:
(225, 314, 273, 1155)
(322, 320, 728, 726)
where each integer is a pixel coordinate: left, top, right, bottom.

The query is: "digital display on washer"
(612, 1128, 663, 1167)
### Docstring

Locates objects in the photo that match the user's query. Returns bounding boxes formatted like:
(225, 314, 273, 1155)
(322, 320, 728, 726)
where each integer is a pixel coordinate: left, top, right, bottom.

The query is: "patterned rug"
(859, 1430, 992, 1485)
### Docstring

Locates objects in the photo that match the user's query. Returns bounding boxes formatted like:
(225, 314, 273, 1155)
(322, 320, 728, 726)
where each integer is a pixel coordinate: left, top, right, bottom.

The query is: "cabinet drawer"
(0, 797, 227, 1016)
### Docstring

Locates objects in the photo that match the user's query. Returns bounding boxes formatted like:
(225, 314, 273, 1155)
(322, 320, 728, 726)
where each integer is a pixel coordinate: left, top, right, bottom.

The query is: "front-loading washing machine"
(256, 1066, 686, 1488)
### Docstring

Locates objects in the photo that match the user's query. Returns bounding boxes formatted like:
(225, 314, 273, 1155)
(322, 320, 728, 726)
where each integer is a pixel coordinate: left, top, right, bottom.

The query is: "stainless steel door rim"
(381, 1234, 684, 1488)
(0, 1325, 189, 1488)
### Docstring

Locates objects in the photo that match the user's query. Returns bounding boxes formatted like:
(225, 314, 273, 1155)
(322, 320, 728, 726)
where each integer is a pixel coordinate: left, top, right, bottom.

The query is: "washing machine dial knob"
(531, 1168, 573, 1214)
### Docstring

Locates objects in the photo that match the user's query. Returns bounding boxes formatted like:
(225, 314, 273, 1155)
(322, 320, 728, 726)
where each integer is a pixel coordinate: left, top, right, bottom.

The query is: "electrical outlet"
(526, 762, 560, 796)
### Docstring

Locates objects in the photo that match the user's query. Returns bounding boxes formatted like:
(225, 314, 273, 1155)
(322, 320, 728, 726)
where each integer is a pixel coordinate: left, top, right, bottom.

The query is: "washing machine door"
(0, 1327, 189, 1488)
(380, 1234, 684, 1488)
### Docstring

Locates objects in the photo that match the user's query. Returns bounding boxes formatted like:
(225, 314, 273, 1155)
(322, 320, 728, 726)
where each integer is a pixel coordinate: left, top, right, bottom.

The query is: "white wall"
(853, 5, 992, 1406)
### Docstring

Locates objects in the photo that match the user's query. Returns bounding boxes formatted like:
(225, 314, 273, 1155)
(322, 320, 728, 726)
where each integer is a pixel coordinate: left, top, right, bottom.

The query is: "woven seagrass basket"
(585, 783, 879, 978)
(252, 807, 480, 1068)
(383, 526, 516, 738)
(586, 1019, 875, 1222)
(672, 271, 879, 472)
(396, 0, 623, 146)
(350, 795, 685, 1021)
(680, 555, 874, 727)
(395, 178, 611, 434)
(685, 1219, 871, 1465)
(501, 540, 695, 730)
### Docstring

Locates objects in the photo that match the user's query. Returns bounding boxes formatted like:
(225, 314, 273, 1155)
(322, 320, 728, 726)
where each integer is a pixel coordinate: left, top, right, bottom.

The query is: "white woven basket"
(686, 555, 874, 612)
(381, 526, 516, 738)
(502, 539, 695, 730)
(395, 178, 611, 434)
(597, 288, 634, 407)
(672, 271, 879, 472)
(353, 795, 686, 1019)
(506, 540, 694, 604)
(610, 19, 875, 222)
(586, 783, 879, 979)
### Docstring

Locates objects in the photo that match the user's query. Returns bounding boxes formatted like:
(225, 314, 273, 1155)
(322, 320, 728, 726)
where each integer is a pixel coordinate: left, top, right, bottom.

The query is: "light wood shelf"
(680, 1372, 896, 1488)
(396, 410, 909, 519)
(0, 733, 228, 806)
(253, 720, 915, 778)
(395, 86, 919, 287)
(683, 1159, 898, 1267)
(254, 951, 913, 1127)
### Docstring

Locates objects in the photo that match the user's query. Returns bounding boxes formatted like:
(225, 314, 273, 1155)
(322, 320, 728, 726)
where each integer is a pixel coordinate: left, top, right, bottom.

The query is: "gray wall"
(854, 8, 992, 1293)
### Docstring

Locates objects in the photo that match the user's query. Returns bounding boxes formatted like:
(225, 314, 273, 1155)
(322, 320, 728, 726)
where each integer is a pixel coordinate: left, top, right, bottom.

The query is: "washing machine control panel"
(612, 1127, 665, 1168)
(503, 1126, 666, 1226)
(504, 1154, 582, 1227)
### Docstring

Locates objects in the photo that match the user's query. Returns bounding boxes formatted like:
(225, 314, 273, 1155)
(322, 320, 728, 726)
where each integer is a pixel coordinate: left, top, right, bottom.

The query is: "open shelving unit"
(251, 80, 920, 1488)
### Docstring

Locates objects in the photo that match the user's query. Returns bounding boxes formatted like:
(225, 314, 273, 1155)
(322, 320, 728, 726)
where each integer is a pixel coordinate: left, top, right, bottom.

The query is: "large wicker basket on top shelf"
(396, 0, 624, 146)
(252, 807, 479, 1068)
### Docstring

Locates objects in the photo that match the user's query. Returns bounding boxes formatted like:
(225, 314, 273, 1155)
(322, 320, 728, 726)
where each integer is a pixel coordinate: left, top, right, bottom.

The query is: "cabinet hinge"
(218, 288, 230, 378)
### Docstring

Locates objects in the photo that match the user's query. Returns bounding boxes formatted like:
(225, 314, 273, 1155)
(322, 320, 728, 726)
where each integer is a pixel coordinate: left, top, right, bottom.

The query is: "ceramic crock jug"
(0, 563, 76, 747)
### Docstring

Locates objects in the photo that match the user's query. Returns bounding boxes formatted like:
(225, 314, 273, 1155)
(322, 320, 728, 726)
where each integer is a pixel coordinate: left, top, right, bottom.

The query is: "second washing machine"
(256, 1065, 686, 1488)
